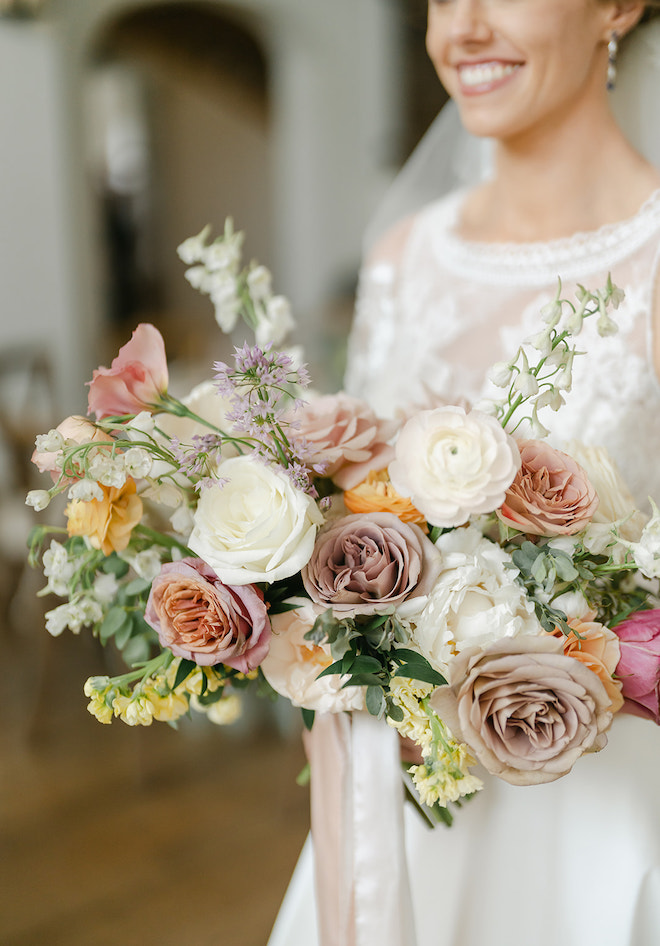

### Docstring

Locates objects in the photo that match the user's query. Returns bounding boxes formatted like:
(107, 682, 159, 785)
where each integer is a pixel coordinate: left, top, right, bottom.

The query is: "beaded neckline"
(425, 187, 660, 287)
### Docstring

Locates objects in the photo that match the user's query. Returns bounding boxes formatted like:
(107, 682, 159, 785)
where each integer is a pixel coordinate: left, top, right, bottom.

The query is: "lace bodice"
(346, 188, 660, 510)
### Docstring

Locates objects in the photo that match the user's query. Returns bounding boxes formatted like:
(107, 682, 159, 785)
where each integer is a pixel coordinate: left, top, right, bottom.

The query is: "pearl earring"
(607, 32, 618, 91)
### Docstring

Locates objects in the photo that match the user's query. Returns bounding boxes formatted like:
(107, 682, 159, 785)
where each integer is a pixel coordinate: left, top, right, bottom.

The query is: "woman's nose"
(447, 0, 492, 43)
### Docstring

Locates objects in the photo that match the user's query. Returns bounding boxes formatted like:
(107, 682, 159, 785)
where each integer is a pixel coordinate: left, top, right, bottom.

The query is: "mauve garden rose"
(188, 455, 324, 585)
(388, 406, 520, 528)
(145, 557, 270, 671)
(613, 609, 660, 723)
(302, 511, 441, 616)
(498, 440, 599, 536)
(87, 323, 169, 420)
(261, 598, 365, 713)
(295, 393, 398, 490)
(431, 636, 613, 785)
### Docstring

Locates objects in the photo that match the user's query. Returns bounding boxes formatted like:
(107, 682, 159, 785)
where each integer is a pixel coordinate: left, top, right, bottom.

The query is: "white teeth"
(459, 62, 518, 88)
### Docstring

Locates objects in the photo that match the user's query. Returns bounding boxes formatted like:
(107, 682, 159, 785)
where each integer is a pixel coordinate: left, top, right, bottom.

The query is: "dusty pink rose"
(31, 415, 108, 482)
(87, 323, 168, 420)
(302, 511, 441, 616)
(614, 609, 660, 723)
(431, 636, 613, 785)
(145, 557, 270, 671)
(296, 393, 398, 490)
(498, 439, 599, 536)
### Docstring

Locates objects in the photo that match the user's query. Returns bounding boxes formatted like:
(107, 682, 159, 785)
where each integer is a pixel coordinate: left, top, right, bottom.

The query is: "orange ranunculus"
(553, 613, 624, 714)
(66, 479, 143, 555)
(343, 470, 428, 531)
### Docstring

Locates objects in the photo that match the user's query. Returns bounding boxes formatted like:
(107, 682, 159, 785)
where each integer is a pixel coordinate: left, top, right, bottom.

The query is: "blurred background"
(0, 1, 445, 942)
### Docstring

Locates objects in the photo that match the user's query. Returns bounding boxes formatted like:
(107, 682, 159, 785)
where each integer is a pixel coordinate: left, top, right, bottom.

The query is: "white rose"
(188, 456, 324, 584)
(261, 598, 365, 713)
(388, 406, 520, 528)
(413, 526, 542, 673)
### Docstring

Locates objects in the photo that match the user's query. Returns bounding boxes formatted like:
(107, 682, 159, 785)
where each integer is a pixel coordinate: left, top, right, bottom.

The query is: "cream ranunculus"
(261, 598, 365, 713)
(413, 526, 542, 673)
(188, 456, 324, 585)
(388, 406, 520, 528)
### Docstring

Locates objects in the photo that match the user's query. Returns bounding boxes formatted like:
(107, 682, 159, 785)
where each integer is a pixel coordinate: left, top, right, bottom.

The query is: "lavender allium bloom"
(213, 343, 316, 494)
(170, 435, 225, 491)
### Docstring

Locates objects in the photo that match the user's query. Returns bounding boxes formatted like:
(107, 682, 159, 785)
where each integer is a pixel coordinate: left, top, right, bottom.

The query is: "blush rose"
(613, 609, 660, 723)
(302, 511, 441, 616)
(498, 440, 599, 536)
(431, 636, 613, 785)
(145, 557, 270, 671)
(87, 323, 169, 420)
(295, 393, 398, 490)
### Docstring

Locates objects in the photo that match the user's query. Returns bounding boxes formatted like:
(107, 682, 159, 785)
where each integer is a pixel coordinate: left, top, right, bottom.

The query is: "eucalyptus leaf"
(99, 607, 131, 645)
(124, 577, 151, 597)
(366, 686, 386, 718)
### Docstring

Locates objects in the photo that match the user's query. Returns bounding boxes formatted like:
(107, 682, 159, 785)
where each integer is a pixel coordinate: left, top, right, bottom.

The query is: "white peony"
(261, 598, 365, 713)
(188, 456, 324, 585)
(388, 406, 520, 528)
(413, 527, 542, 673)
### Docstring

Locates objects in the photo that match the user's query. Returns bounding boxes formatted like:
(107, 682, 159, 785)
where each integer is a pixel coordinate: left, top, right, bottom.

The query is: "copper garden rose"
(431, 636, 613, 785)
(145, 557, 270, 671)
(302, 511, 441, 616)
(498, 439, 599, 536)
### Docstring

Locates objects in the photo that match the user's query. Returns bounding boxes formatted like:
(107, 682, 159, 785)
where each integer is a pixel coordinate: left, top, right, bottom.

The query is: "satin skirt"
(268, 714, 660, 946)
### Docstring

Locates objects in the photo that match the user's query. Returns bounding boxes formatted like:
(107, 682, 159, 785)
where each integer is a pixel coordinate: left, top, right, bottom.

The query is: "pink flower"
(145, 558, 271, 671)
(31, 415, 107, 482)
(498, 440, 599, 536)
(87, 323, 169, 420)
(614, 609, 660, 724)
(295, 393, 398, 490)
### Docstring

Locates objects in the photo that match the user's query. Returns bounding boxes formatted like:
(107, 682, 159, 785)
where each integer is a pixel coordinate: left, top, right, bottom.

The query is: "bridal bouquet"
(27, 222, 660, 823)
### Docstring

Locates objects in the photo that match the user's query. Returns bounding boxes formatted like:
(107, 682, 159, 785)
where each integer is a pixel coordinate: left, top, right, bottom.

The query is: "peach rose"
(145, 558, 270, 671)
(343, 470, 428, 531)
(552, 613, 624, 713)
(431, 636, 613, 785)
(295, 393, 398, 490)
(87, 323, 168, 420)
(66, 479, 143, 555)
(498, 440, 599, 536)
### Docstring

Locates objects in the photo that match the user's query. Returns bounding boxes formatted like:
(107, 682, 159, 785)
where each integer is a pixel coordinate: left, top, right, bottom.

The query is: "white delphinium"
(45, 597, 103, 636)
(123, 447, 153, 479)
(41, 540, 76, 596)
(255, 295, 296, 348)
(247, 264, 272, 303)
(34, 429, 65, 453)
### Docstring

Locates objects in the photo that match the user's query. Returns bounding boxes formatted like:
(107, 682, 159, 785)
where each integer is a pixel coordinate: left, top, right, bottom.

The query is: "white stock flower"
(93, 573, 120, 604)
(212, 282, 241, 333)
(630, 500, 660, 579)
(413, 527, 542, 673)
(255, 295, 295, 348)
(188, 455, 324, 584)
(204, 238, 242, 273)
(45, 598, 102, 636)
(123, 548, 163, 581)
(247, 264, 272, 302)
(177, 225, 211, 265)
(42, 540, 75, 596)
(68, 479, 105, 502)
(388, 406, 520, 528)
(184, 265, 209, 290)
(123, 447, 153, 479)
(261, 598, 365, 713)
(26, 489, 51, 511)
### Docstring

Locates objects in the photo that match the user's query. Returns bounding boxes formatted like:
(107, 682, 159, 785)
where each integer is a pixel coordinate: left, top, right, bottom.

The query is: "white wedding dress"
(268, 186, 660, 946)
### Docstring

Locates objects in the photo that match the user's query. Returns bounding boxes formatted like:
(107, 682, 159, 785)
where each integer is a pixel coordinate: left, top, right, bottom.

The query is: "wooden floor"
(0, 570, 310, 946)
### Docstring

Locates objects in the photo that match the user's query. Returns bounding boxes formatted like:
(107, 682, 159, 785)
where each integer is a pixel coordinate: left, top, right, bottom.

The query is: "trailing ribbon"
(307, 711, 417, 946)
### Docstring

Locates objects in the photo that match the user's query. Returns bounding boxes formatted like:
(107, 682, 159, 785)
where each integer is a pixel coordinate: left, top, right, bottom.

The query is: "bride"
(270, 2, 660, 945)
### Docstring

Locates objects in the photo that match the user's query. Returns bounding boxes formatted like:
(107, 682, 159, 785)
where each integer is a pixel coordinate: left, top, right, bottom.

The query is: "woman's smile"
(456, 60, 522, 95)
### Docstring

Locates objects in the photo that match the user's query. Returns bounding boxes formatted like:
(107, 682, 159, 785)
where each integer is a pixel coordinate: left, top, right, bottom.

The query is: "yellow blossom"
(143, 685, 189, 722)
(112, 693, 154, 726)
(205, 693, 242, 725)
(86, 692, 113, 724)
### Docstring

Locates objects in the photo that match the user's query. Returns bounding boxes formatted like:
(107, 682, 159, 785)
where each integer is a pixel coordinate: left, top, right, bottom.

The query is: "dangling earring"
(607, 32, 618, 91)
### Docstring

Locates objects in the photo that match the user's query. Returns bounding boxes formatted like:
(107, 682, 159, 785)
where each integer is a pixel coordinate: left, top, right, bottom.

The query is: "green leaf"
(301, 708, 315, 731)
(531, 555, 548, 584)
(316, 659, 346, 680)
(114, 616, 134, 650)
(124, 577, 151, 597)
(386, 701, 404, 723)
(348, 655, 383, 675)
(173, 658, 198, 690)
(121, 634, 152, 665)
(394, 665, 446, 687)
(366, 686, 386, 718)
(296, 762, 311, 786)
(100, 554, 130, 578)
(552, 553, 579, 582)
(99, 607, 131, 645)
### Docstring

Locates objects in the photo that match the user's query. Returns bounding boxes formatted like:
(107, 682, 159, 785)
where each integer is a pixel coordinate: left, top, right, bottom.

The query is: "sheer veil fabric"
(268, 20, 660, 946)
